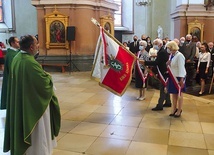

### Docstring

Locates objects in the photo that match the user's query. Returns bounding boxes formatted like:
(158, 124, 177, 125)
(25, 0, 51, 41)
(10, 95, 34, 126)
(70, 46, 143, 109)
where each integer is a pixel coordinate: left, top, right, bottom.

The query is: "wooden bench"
(37, 55, 70, 73)
(41, 62, 70, 73)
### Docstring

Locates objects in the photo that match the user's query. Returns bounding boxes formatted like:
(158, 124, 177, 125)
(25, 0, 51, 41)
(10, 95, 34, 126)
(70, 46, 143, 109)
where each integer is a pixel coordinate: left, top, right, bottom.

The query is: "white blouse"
(170, 51, 186, 77)
(197, 52, 211, 68)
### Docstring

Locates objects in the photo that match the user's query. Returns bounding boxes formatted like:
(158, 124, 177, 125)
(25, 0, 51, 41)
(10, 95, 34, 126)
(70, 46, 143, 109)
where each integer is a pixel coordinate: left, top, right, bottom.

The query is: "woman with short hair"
(166, 41, 186, 117)
(135, 40, 150, 101)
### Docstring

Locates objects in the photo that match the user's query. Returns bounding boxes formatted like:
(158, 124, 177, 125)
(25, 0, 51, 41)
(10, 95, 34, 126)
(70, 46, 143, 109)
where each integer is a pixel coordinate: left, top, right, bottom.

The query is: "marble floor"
(0, 71, 214, 155)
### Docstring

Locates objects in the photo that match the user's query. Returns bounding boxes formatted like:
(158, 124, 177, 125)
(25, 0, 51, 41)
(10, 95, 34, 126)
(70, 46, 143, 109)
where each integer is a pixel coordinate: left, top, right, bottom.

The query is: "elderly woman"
(148, 40, 157, 61)
(166, 41, 186, 117)
(135, 40, 150, 100)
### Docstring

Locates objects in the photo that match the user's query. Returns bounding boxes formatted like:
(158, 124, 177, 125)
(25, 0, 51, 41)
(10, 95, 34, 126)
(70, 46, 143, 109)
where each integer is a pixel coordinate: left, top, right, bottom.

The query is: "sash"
(167, 66, 180, 96)
(136, 51, 148, 88)
(156, 66, 168, 93)
(167, 53, 185, 96)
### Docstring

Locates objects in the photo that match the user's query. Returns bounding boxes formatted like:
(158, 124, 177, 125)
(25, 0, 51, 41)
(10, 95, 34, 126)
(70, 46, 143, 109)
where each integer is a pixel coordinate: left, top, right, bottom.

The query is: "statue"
(157, 25, 163, 39)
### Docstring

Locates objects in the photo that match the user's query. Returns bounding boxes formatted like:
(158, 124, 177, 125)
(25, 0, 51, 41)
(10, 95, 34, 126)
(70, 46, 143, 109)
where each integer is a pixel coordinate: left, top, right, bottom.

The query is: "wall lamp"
(136, 0, 151, 6)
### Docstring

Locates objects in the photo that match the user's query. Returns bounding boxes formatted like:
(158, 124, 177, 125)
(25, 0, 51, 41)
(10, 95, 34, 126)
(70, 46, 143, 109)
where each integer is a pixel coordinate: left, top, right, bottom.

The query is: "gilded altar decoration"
(188, 19, 204, 42)
(100, 14, 114, 36)
(44, 7, 69, 49)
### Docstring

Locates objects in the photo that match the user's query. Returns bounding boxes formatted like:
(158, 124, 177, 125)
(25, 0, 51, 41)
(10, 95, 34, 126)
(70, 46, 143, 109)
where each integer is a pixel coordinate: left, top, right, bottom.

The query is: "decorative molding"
(171, 4, 214, 19)
(100, 14, 115, 36)
(32, 0, 119, 11)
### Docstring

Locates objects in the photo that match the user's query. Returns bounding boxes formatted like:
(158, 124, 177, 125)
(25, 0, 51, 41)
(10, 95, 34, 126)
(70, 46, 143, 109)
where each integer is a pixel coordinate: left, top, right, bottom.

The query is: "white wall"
(122, 2, 149, 43)
(176, 0, 204, 6)
(122, 0, 175, 43)
(15, 0, 37, 37)
(0, 0, 37, 47)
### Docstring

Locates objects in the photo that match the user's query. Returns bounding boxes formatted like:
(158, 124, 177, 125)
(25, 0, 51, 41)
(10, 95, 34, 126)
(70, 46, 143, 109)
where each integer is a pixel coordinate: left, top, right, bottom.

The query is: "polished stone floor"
(0, 71, 214, 155)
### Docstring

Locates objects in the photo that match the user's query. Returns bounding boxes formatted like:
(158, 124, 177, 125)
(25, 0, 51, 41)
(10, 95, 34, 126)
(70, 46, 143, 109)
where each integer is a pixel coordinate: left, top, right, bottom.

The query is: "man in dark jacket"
(129, 35, 139, 54)
(181, 34, 196, 86)
(140, 38, 171, 111)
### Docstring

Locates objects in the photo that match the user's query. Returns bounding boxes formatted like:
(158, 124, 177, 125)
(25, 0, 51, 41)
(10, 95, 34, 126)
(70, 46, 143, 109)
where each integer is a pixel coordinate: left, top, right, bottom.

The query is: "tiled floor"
(0, 71, 214, 155)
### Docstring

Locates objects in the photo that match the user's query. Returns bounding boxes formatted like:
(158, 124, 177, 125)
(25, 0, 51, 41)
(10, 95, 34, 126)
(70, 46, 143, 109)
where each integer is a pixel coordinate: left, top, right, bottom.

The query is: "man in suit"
(182, 34, 196, 62)
(140, 38, 171, 111)
(181, 34, 196, 86)
(178, 37, 185, 55)
(129, 35, 139, 54)
(141, 34, 147, 41)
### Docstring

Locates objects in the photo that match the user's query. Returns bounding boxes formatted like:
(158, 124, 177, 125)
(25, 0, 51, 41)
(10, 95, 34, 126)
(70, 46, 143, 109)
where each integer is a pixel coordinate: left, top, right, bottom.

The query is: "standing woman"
(146, 36, 153, 52)
(166, 41, 186, 117)
(136, 40, 150, 100)
(197, 42, 211, 95)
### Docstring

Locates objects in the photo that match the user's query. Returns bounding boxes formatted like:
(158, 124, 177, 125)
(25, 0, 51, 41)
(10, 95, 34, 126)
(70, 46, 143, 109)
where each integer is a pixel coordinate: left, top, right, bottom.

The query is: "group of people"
(0, 35, 61, 155)
(125, 33, 213, 118)
(178, 35, 213, 94)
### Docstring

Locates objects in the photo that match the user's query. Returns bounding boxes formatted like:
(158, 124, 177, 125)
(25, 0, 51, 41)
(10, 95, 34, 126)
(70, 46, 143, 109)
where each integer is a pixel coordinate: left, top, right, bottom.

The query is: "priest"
(3, 35, 61, 155)
(0, 36, 20, 109)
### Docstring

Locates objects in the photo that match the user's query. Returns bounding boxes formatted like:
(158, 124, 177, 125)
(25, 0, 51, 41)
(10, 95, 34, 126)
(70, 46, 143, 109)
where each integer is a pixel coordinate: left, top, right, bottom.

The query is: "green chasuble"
(3, 52, 61, 155)
(0, 48, 19, 109)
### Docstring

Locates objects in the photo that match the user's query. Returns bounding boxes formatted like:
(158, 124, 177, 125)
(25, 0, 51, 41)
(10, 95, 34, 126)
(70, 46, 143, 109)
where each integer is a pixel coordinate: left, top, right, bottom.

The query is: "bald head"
(208, 42, 213, 50)
(173, 38, 180, 45)
(186, 34, 192, 43)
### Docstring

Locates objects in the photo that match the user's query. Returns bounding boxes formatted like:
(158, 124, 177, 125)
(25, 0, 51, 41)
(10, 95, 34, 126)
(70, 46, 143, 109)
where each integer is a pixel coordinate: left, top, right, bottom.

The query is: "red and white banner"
(91, 28, 136, 96)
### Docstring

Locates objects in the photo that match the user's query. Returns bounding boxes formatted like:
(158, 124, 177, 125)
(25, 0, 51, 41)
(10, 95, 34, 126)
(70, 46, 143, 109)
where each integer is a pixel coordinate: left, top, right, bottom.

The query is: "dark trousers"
(157, 83, 171, 108)
(185, 62, 196, 86)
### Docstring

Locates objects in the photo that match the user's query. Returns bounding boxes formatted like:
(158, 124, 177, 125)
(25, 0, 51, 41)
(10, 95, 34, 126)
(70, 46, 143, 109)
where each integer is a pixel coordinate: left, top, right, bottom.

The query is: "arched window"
(0, 0, 3, 23)
(114, 0, 133, 31)
(0, 0, 15, 31)
(114, 0, 122, 26)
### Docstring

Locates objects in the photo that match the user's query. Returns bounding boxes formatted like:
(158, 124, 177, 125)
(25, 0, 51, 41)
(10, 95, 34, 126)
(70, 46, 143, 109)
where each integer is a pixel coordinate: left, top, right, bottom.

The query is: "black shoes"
(169, 109, 182, 117)
(163, 103, 172, 107)
(174, 110, 182, 118)
(169, 109, 178, 116)
(152, 103, 171, 111)
(152, 107, 163, 111)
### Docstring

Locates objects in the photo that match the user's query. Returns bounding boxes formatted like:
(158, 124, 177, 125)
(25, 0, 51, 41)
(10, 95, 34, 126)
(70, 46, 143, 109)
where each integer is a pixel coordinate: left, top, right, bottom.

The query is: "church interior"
(0, 0, 214, 154)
